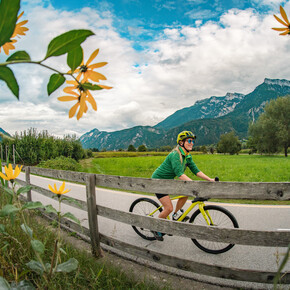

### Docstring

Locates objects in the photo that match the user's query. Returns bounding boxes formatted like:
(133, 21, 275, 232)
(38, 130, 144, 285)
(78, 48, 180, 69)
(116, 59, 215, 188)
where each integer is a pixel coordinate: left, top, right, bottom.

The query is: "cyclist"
(151, 130, 215, 241)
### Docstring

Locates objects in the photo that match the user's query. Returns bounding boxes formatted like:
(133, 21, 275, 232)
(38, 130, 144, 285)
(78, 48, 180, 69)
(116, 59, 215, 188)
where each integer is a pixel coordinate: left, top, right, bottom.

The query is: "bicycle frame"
(148, 195, 214, 225)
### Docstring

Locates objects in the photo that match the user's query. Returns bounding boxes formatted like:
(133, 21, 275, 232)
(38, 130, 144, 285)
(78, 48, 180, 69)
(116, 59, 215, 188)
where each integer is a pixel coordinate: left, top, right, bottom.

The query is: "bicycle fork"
(198, 203, 215, 226)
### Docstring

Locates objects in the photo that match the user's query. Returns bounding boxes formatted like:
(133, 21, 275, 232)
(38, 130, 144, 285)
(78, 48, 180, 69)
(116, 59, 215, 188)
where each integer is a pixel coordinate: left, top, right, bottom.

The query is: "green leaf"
(0, 276, 10, 290)
(0, 0, 20, 47)
(17, 185, 32, 196)
(44, 29, 94, 60)
(56, 258, 78, 273)
(10, 280, 36, 290)
(59, 247, 67, 255)
(44, 204, 57, 215)
(31, 240, 45, 254)
(274, 244, 290, 288)
(22, 201, 44, 210)
(26, 260, 46, 275)
(0, 204, 19, 217)
(82, 82, 103, 91)
(0, 66, 19, 99)
(3, 187, 14, 196)
(61, 197, 82, 208)
(6, 51, 31, 62)
(67, 45, 83, 72)
(0, 224, 7, 235)
(21, 223, 33, 238)
(62, 212, 80, 225)
(47, 73, 65, 96)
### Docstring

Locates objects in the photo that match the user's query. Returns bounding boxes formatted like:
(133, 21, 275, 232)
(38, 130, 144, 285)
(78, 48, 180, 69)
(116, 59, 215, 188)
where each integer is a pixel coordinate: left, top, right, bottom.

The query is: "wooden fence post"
(12, 145, 15, 165)
(86, 173, 101, 257)
(25, 166, 32, 202)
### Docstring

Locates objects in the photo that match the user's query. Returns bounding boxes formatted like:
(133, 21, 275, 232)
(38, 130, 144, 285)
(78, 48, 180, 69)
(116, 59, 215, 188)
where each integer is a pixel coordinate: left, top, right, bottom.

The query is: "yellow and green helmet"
(177, 131, 196, 144)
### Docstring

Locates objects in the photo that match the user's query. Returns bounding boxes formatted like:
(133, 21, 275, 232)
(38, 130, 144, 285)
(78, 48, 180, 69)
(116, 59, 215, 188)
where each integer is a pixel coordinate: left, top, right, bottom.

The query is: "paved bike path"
(15, 172, 290, 289)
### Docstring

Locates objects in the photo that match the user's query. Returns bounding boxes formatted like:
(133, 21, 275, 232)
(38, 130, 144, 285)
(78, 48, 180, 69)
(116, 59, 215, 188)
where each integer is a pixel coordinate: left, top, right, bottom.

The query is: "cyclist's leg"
(174, 196, 188, 213)
(157, 195, 173, 219)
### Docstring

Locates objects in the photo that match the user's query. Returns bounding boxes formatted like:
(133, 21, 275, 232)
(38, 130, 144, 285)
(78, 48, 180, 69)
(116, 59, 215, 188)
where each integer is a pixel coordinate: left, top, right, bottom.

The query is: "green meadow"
(80, 153, 290, 205)
(82, 154, 290, 182)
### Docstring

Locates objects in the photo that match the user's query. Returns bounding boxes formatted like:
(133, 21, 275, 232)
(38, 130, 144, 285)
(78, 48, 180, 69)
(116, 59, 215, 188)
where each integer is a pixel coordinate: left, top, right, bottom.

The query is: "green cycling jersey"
(151, 146, 200, 179)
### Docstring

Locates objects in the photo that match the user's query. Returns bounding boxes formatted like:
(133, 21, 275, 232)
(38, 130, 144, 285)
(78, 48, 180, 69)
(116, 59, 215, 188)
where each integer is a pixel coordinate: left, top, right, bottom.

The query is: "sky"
(0, 0, 290, 137)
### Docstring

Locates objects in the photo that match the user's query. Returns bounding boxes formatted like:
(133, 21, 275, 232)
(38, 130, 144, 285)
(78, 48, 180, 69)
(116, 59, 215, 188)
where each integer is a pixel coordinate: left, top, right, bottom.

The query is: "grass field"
(81, 154, 290, 182)
(80, 153, 290, 205)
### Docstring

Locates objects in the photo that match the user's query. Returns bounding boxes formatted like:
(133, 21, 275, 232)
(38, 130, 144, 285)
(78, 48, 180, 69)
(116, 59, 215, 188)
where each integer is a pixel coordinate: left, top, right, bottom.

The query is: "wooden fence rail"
(1, 164, 290, 286)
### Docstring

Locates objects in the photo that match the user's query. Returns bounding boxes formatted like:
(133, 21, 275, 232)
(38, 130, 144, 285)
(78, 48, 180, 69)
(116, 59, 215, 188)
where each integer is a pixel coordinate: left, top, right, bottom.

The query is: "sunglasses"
(186, 139, 195, 144)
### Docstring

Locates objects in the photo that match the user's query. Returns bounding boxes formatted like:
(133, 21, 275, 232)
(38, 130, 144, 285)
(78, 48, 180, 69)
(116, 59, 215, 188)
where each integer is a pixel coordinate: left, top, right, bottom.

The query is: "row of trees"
(1, 128, 88, 165)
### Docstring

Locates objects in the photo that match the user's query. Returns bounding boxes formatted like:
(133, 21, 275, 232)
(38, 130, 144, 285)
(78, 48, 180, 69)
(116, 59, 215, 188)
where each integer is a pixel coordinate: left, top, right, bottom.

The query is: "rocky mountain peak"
(264, 78, 290, 87)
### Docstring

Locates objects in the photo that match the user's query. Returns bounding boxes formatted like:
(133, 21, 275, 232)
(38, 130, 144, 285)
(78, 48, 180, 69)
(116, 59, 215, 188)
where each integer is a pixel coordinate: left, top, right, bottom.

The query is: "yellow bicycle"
(129, 194, 239, 254)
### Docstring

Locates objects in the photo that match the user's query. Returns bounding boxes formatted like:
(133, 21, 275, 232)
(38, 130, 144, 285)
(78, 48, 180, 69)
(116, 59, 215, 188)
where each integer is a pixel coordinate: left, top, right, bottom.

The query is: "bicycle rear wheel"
(190, 205, 239, 254)
(129, 197, 163, 241)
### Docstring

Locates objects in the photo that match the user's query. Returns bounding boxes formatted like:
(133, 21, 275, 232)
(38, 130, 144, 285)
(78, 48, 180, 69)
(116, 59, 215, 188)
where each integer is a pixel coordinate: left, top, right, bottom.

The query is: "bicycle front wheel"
(129, 198, 163, 241)
(190, 205, 239, 254)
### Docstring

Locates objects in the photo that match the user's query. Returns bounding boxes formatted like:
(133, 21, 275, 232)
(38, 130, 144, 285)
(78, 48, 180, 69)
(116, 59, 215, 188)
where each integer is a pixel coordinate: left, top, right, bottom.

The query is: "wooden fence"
(5, 165, 290, 286)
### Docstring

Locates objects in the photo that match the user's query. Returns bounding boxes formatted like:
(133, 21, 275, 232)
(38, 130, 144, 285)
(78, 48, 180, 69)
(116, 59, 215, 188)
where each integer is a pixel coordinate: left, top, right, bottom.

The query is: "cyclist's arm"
(179, 172, 215, 182)
(196, 171, 215, 182)
(178, 174, 192, 181)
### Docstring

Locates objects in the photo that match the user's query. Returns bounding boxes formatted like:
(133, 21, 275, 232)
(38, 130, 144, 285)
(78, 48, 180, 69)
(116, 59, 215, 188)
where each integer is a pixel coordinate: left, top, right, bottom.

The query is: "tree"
(127, 144, 136, 152)
(199, 145, 206, 154)
(249, 96, 290, 157)
(217, 131, 241, 155)
(137, 145, 147, 152)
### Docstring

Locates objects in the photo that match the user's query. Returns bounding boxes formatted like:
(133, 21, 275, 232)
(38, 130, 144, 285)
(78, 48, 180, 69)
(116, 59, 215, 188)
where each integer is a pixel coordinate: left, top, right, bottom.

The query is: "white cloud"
(1, 1, 290, 138)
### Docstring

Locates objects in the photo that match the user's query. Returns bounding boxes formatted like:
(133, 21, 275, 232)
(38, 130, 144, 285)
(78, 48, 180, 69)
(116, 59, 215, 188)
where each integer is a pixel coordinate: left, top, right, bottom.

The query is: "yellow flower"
(59, 79, 105, 119)
(0, 39, 17, 55)
(0, 164, 23, 181)
(48, 181, 70, 195)
(272, 6, 290, 35)
(12, 11, 29, 38)
(72, 49, 108, 83)
(0, 11, 29, 55)
(58, 90, 93, 120)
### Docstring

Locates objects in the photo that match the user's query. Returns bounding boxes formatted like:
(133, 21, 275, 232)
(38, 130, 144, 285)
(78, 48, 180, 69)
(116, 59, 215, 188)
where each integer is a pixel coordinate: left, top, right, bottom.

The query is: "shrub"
(38, 156, 81, 171)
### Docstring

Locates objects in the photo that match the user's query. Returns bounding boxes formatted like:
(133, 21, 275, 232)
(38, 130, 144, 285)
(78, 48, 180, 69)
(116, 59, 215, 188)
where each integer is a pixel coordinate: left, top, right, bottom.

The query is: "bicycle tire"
(129, 197, 163, 241)
(189, 205, 239, 254)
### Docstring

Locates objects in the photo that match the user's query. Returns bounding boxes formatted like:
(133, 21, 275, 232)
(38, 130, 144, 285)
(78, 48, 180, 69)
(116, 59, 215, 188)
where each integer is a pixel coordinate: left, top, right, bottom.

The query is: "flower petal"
(280, 30, 290, 35)
(87, 71, 107, 82)
(58, 96, 78, 102)
(98, 84, 113, 90)
(77, 96, 86, 120)
(69, 102, 80, 118)
(89, 62, 108, 69)
(17, 11, 24, 20)
(274, 14, 288, 27)
(59, 181, 65, 193)
(87, 91, 97, 111)
(48, 184, 56, 193)
(272, 27, 288, 31)
(0, 172, 9, 180)
(62, 189, 71, 194)
(86, 49, 99, 66)
(280, 6, 290, 25)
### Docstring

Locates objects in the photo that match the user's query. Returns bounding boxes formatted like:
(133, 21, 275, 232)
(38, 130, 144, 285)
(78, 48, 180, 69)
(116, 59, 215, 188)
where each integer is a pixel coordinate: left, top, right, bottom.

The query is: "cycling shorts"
(155, 193, 169, 200)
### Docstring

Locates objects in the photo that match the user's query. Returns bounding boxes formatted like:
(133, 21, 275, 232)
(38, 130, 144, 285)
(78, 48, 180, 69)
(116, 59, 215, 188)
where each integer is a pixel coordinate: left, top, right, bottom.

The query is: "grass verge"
(0, 190, 168, 289)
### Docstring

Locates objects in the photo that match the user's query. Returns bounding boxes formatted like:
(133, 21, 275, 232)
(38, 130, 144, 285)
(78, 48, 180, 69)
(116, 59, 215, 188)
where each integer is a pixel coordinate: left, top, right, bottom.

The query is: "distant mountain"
(80, 126, 165, 151)
(80, 78, 290, 149)
(155, 92, 245, 129)
(0, 128, 11, 142)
